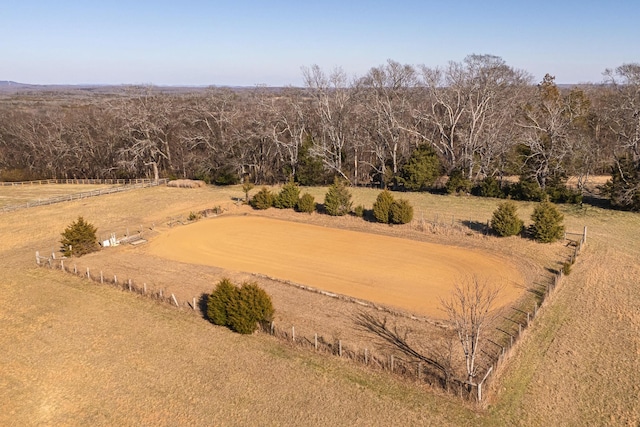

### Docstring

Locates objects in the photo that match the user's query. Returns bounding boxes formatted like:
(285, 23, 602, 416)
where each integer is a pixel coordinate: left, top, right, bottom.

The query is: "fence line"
(32, 223, 589, 404)
(1, 179, 168, 213)
(475, 226, 588, 401)
(0, 178, 163, 186)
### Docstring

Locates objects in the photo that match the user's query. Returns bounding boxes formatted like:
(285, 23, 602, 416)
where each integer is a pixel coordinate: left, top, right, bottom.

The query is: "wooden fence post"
(390, 355, 394, 372)
(193, 297, 196, 310)
(338, 340, 342, 357)
(60, 260, 64, 271)
(143, 283, 146, 294)
(314, 333, 318, 351)
(292, 326, 295, 342)
(100, 271, 103, 284)
(583, 225, 587, 244)
(270, 322, 274, 335)
(86, 267, 90, 280)
(171, 294, 179, 306)
(74, 264, 77, 274)
(36, 251, 40, 265)
(128, 279, 132, 291)
(114, 274, 117, 284)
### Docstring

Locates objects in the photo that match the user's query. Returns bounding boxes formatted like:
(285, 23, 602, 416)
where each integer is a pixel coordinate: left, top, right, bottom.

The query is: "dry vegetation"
(1, 183, 639, 426)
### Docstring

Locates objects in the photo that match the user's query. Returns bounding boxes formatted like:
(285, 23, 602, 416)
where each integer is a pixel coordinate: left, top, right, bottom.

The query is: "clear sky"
(1, 0, 638, 86)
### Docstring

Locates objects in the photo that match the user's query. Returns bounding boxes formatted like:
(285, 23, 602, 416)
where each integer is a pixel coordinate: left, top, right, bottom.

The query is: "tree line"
(1, 55, 638, 209)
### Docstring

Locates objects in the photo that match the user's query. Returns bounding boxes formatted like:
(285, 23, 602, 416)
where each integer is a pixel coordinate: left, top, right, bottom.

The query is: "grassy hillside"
(0, 184, 638, 426)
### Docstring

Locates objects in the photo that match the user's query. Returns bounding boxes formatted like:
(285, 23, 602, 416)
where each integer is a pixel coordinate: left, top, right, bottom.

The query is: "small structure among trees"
(60, 216, 100, 257)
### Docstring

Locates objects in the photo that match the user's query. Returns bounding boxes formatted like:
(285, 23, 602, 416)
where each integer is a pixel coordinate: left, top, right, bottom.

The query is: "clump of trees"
(372, 190, 414, 224)
(60, 216, 99, 257)
(207, 278, 275, 334)
(491, 201, 524, 237)
(529, 198, 565, 243)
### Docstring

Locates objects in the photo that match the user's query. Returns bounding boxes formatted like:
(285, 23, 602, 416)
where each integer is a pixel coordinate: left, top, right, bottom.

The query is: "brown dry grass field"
(1, 183, 639, 426)
(0, 183, 116, 208)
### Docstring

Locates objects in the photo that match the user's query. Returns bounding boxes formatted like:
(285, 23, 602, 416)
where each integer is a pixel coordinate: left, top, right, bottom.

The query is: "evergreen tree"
(398, 144, 441, 191)
(227, 282, 275, 334)
(491, 201, 524, 237)
(60, 216, 99, 257)
(207, 278, 238, 326)
(323, 178, 352, 216)
(296, 193, 316, 213)
(274, 180, 301, 209)
(373, 190, 395, 223)
(530, 198, 565, 243)
(249, 187, 274, 210)
(389, 199, 414, 224)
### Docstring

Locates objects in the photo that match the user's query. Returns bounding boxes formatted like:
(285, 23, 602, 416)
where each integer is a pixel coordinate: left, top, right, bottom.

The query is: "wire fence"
(32, 214, 588, 403)
(1, 179, 168, 213)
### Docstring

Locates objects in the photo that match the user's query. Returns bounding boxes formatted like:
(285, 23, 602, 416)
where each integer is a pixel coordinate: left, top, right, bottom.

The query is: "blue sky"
(1, 0, 638, 86)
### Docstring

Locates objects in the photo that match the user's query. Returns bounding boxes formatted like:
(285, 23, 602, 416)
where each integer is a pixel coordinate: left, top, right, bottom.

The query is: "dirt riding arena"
(147, 215, 525, 318)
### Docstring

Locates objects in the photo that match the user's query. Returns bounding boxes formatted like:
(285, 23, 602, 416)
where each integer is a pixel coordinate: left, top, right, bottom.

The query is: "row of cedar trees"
(2, 57, 639, 210)
(247, 179, 414, 224)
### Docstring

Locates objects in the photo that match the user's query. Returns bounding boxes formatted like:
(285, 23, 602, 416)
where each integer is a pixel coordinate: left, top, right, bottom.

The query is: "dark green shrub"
(249, 187, 274, 210)
(274, 181, 300, 209)
(529, 199, 565, 243)
(389, 199, 414, 224)
(545, 183, 583, 204)
(296, 193, 316, 213)
(353, 205, 365, 218)
(227, 282, 275, 335)
(509, 178, 545, 201)
(491, 201, 524, 237)
(373, 190, 395, 223)
(324, 178, 352, 216)
(207, 278, 238, 326)
(60, 216, 99, 257)
(604, 155, 640, 211)
(445, 169, 472, 194)
(473, 176, 505, 198)
(398, 144, 441, 191)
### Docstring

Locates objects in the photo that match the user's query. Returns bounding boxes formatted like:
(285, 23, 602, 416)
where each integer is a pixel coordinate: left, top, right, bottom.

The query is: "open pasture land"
(0, 183, 117, 208)
(147, 215, 525, 318)
(1, 183, 639, 425)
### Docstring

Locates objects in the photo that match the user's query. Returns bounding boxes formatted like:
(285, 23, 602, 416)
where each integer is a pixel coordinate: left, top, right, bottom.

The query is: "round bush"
(491, 201, 524, 237)
(389, 199, 414, 224)
(473, 176, 505, 198)
(227, 282, 275, 334)
(353, 205, 365, 218)
(296, 193, 316, 213)
(249, 187, 274, 210)
(530, 199, 565, 243)
(60, 216, 99, 257)
(373, 190, 395, 223)
(207, 278, 238, 326)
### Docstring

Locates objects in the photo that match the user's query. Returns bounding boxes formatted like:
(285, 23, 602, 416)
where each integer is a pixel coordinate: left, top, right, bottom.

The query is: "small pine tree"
(389, 199, 414, 224)
(227, 282, 275, 334)
(242, 181, 254, 203)
(207, 278, 238, 326)
(530, 198, 565, 243)
(249, 187, 274, 210)
(296, 193, 316, 213)
(274, 180, 300, 209)
(323, 178, 352, 216)
(60, 216, 99, 257)
(445, 169, 472, 194)
(398, 144, 441, 191)
(373, 190, 395, 223)
(491, 201, 524, 237)
(353, 205, 365, 218)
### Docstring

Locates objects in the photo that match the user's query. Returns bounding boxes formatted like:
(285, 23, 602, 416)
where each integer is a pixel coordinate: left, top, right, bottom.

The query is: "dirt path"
(146, 215, 525, 318)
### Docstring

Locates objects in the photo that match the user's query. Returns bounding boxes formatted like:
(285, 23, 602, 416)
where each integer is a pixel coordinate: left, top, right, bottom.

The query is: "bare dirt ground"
(146, 215, 525, 318)
(1, 183, 637, 426)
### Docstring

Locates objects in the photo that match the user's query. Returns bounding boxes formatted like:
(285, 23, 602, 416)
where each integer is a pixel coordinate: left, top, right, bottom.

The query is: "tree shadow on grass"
(461, 220, 488, 234)
(198, 293, 210, 321)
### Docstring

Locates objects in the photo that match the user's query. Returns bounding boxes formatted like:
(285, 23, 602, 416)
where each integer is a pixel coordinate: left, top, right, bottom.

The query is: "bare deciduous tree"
(440, 275, 500, 388)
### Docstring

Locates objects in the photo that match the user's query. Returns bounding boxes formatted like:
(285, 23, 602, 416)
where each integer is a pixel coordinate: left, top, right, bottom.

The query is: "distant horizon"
(1, 1, 638, 87)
